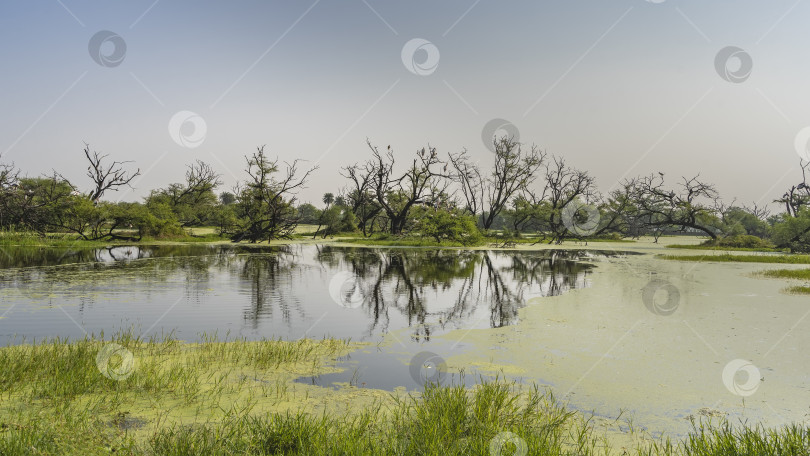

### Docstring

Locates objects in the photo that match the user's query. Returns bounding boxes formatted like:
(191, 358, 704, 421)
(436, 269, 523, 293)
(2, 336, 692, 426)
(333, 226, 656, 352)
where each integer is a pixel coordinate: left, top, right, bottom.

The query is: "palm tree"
(313, 193, 335, 239)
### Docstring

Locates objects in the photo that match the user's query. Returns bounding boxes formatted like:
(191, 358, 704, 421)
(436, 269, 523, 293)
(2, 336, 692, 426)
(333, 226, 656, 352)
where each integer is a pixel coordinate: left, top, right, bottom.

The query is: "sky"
(1, 0, 809, 209)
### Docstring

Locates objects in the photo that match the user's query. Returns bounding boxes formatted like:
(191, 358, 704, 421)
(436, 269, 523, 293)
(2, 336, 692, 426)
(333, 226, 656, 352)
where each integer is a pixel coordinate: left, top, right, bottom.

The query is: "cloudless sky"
(1, 1, 809, 208)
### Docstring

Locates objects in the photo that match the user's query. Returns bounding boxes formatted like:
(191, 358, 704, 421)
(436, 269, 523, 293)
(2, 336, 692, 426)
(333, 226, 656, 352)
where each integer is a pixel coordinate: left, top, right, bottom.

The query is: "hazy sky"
(2, 1, 809, 208)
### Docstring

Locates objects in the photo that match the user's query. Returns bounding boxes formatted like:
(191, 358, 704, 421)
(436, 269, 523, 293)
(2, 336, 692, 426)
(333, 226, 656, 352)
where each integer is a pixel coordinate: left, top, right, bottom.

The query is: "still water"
(0, 244, 628, 344)
(0, 244, 635, 389)
(2, 242, 807, 439)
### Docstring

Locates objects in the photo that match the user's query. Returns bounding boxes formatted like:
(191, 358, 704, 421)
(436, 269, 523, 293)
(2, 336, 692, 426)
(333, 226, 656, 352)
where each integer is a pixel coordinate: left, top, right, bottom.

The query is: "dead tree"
(776, 159, 810, 217)
(448, 149, 484, 217)
(481, 137, 545, 230)
(539, 156, 597, 243)
(630, 173, 720, 240)
(367, 141, 448, 235)
(449, 137, 545, 230)
(83, 144, 140, 201)
(341, 161, 382, 236)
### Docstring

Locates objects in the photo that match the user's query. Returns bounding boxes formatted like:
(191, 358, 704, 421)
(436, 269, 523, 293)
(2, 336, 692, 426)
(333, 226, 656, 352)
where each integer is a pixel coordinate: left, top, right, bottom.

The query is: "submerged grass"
(786, 286, 810, 295)
(665, 244, 788, 253)
(1, 334, 809, 455)
(759, 268, 810, 280)
(754, 268, 810, 295)
(658, 253, 810, 264)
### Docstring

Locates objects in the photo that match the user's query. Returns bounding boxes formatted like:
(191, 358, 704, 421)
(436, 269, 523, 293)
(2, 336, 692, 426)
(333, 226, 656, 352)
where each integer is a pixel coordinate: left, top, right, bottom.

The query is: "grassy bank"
(665, 235, 784, 253)
(0, 230, 226, 248)
(0, 333, 358, 455)
(659, 253, 810, 264)
(329, 233, 635, 248)
(1, 228, 640, 250)
(1, 335, 809, 455)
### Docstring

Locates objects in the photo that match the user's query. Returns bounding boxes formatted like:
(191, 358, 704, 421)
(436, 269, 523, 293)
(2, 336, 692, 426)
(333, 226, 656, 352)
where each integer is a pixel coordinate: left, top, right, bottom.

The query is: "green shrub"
(771, 210, 810, 253)
(703, 234, 775, 250)
(412, 208, 482, 246)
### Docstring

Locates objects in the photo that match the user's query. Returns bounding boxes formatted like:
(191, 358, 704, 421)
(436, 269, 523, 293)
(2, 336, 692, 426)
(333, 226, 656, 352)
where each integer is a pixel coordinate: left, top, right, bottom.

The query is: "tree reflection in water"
(312, 246, 606, 341)
(0, 244, 636, 341)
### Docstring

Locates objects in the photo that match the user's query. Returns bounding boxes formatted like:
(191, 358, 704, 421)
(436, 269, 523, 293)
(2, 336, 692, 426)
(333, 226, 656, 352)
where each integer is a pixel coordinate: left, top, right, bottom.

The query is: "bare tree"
(743, 203, 770, 221)
(178, 160, 221, 205)
(630, 173, 720, 240)
(449, 137, 545, 230)
(448, 148, 484, 217)
(593, 180, 639, 238)
(367, 141, 449, 235)
(776, 159, 810, 217)
(0, 163, 21, 228)
(481, 137, 545, 230)
(83, 144, 140, 201)
(342, 160, 382, 236)
(537, 156, 597, 243)
(147, 160, 222, 226)
(232, 146, 315, 242)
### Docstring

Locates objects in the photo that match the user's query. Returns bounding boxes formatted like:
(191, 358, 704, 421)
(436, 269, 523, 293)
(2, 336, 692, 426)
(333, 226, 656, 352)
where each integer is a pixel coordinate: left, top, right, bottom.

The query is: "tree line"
(2, 139, 810, 252)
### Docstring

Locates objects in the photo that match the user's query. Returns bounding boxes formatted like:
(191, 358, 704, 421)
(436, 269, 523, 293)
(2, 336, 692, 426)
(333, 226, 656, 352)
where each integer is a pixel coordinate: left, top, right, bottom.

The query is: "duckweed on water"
(0, 334, 809, 455)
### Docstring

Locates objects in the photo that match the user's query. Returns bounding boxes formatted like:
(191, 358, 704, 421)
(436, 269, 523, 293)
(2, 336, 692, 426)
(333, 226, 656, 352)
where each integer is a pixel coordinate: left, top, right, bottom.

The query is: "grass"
(786, 286, 810, 295)
(330, 232, 635, 248)
(659, 253, 810, 264)
(0, 334, 809, 455)
(755, 269, 810, 295)
(0, 232, 108, 247)
(666, 235, 787, 253)
(2, 228, 638, 251)
(148, 382, 596, 456)
(0, 230, 228, 248)
(759, 269, 810, 280)
(665, 244, 788, 253)
(0, 331, 354, 455)
(679, 420, 810, 456)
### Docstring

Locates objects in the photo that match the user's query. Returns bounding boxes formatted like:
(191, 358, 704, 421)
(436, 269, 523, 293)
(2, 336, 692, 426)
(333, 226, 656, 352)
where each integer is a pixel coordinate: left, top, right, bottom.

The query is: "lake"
(1, 241, 807, 439)
(0, 244, 615, 342)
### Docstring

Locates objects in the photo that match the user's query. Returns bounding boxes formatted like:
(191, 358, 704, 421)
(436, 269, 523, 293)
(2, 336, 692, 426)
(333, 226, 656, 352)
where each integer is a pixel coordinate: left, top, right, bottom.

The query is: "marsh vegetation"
(2, 139, 810, 454)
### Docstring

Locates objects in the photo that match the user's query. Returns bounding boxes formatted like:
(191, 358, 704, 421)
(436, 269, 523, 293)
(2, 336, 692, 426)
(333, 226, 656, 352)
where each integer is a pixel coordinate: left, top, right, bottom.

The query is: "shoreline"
(0, 334, 803, 455)
(1, 237, 808, 454)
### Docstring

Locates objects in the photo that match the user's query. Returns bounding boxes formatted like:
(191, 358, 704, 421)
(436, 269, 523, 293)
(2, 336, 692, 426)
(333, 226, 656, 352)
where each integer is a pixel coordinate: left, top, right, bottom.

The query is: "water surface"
(0, 244, 620, 344)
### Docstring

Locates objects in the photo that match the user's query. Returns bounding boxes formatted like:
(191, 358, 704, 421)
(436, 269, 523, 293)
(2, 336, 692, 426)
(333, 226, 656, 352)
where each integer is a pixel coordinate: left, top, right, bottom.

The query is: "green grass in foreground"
(659, 253, 810, 264)
(0, 335, 809, 455)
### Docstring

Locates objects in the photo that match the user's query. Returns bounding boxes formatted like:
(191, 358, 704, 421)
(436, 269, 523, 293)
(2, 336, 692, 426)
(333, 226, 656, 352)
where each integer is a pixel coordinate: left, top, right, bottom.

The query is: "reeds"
(0, 333, 808, 455)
